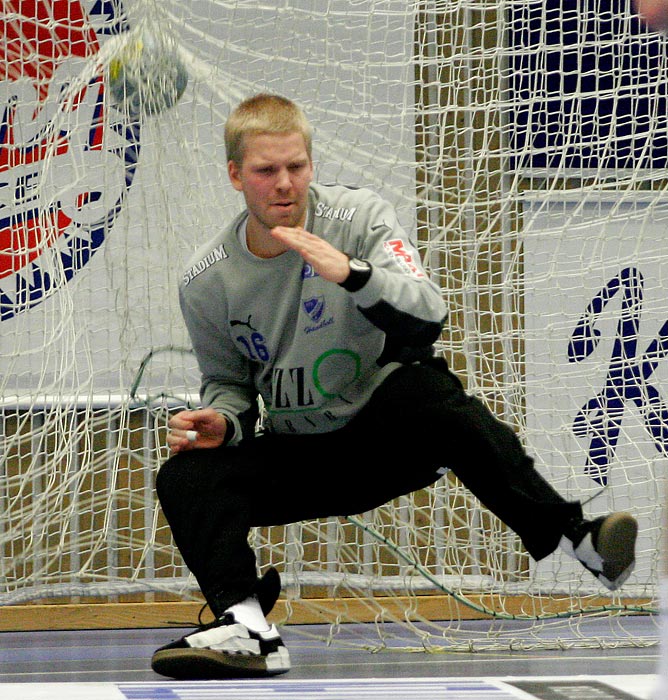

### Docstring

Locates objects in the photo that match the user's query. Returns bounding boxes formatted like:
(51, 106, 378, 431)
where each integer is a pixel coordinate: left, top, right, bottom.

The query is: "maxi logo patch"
(0, 0, 137, 321)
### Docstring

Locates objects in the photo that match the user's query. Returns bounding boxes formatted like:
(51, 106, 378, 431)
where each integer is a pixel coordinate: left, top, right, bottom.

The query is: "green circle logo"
(312, 349, 361, 398)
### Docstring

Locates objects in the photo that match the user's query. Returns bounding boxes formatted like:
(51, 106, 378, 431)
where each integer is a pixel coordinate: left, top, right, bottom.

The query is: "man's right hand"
(167, 407, 228, 452)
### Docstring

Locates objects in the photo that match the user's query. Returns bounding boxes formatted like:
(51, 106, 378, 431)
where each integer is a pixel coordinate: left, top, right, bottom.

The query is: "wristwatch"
(339, 257, 372, 292)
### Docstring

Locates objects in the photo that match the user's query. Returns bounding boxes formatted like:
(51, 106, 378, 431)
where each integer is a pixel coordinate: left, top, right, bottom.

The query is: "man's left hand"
(271, 226, 351, 284)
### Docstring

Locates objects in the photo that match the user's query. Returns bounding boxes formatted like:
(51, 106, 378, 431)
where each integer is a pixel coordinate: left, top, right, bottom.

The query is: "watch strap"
(339, 257, 372, 292)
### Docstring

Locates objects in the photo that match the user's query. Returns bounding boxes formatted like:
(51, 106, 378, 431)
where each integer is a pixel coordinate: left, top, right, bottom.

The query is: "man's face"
(228, 131, 313, 235)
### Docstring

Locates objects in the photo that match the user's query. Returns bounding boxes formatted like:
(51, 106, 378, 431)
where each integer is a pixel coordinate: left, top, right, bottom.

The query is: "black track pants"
(155, 358, 582, 613)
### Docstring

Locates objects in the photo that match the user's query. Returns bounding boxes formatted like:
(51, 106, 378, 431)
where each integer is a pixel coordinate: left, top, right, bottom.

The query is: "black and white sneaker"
(561, 511, 638, 591)
(151, 612, 291, 679)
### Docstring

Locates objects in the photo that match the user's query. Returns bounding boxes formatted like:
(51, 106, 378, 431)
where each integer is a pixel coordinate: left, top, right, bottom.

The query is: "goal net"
(0, 0, 664, 651)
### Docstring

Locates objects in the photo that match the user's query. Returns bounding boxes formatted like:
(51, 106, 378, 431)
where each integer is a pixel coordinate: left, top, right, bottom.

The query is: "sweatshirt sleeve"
(344, 192, 448, 362)
(178, 284, 259, 445)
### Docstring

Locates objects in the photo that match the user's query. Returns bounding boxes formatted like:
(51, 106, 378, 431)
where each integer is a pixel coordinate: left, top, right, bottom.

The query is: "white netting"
(0, 0, 663, 650)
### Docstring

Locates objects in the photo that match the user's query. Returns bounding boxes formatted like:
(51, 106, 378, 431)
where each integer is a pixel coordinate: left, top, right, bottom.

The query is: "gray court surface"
(0, 617, 660, 699)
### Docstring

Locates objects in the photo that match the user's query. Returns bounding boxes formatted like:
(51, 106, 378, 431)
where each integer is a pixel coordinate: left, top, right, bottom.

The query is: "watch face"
(349, 258, 370, 273)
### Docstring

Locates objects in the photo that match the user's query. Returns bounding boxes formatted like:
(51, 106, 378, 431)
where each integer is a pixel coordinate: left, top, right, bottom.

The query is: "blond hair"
(224, 94, 313, 166)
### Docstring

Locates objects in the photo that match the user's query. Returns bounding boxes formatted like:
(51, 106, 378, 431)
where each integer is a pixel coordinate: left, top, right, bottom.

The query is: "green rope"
(345, 514, 655, 619)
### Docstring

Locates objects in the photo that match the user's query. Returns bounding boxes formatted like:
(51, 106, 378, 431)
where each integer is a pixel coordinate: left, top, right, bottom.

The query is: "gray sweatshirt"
(179, 183, 448, 444)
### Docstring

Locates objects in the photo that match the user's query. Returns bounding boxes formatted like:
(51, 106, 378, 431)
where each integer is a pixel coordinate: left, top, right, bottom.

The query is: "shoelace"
(196, 601, 226, 630)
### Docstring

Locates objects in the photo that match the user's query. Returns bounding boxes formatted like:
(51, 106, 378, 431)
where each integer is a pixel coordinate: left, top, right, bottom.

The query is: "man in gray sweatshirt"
(151, 93, 638, 680)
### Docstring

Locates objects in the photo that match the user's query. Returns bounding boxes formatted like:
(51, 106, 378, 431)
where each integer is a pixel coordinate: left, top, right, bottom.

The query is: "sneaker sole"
(595, 512, 638, 584)
(151, 646, 291, 680)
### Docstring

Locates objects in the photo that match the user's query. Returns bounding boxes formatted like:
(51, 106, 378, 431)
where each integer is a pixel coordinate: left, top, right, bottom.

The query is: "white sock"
(225, 594, 270, 632)
(559, 532, 604, 572)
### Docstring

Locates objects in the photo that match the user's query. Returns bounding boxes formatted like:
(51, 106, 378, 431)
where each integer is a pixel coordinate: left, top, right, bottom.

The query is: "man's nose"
(275, 168, 291, 189)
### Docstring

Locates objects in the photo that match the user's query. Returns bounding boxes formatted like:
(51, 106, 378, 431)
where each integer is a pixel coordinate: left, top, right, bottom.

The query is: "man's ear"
(228, 160, 243, 192)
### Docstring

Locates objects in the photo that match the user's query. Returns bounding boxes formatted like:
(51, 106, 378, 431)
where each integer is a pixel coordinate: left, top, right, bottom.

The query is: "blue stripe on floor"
(118, 678, 510, 698)
(0, 676, 655, 700)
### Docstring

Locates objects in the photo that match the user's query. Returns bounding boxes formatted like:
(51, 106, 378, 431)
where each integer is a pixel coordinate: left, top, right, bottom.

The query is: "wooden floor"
(0, 616, 660, 699)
